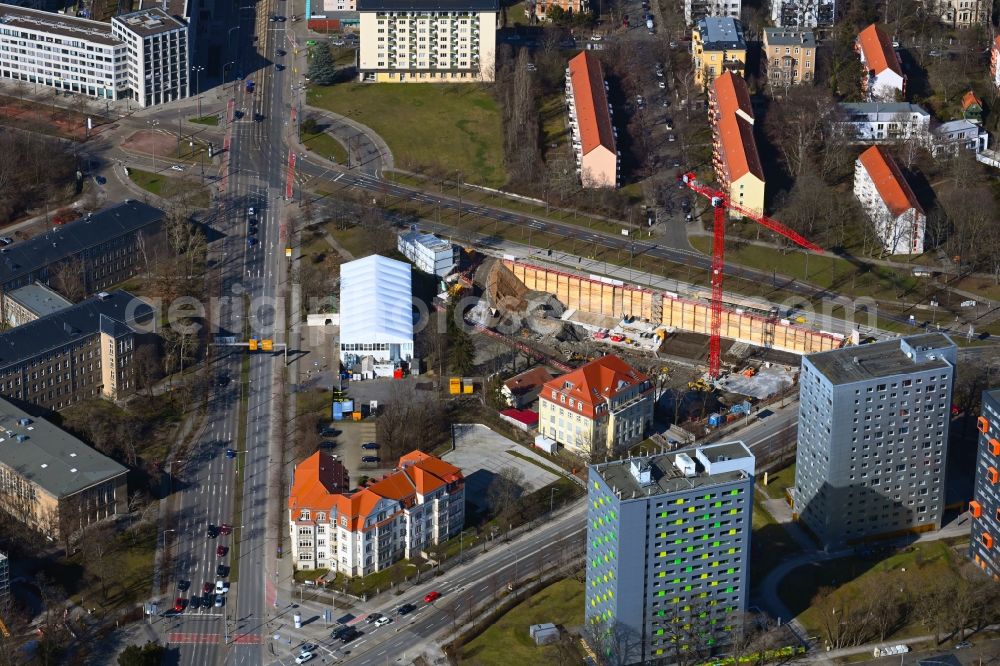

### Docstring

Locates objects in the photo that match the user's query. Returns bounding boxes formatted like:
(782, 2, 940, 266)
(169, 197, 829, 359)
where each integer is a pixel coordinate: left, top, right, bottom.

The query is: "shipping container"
(449, 378, 462, 394)
(332, 402, 344, 421)
(342, 400, 354, 413)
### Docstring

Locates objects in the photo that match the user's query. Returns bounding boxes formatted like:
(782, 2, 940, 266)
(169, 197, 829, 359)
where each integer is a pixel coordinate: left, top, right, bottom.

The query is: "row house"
(710, 70, 765, 218)
(854, 145, 925, 255)
(289, 451, 465, 576)
(856, 23, 904, 102)
(565, 51, 619, 188)
(538, 355, 653, 460)
(836, 102, 930, 143)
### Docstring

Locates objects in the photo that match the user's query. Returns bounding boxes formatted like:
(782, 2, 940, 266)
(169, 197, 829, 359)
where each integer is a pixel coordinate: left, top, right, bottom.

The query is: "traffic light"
(249, 339, 258, 351)
(261, 339, 273, 351)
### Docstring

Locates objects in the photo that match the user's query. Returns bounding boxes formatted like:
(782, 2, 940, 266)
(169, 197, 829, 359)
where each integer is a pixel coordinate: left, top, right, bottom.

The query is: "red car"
(174, 597, 186, 612)
(216, 545, 228, 557)
(203, 582, 213, 594)
(220, 524, 233, 535)
(423, 591, 441, 603)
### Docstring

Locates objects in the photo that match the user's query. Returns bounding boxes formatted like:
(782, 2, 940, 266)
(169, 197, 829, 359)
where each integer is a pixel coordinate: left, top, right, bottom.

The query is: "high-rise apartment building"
(0, 5, 189, 107)
(357, 0, 498, 82)
(793, 333, 956, 548)
(586, 442, 754, 665)
(970, 389, 1000, 581)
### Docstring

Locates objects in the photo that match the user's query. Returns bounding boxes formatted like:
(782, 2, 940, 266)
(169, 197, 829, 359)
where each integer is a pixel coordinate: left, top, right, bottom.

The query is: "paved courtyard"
(442, 424, 561, 510)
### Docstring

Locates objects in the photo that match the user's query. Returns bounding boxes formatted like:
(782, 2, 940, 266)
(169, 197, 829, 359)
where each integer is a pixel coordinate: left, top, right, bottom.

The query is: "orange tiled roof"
(503, 366, 554, 395)
(542, 354, 650, 420)
(962, 91, 982, 110)
(568, 51, 616, 157)
(858, 146, 923, 218)
(288, 452, 349, 511)
(713, 72, 763, 181)
(857, 24, 902, 77)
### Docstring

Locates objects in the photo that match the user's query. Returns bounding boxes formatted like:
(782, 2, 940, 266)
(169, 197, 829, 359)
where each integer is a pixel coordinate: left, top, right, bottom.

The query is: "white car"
(248, 206, 255, 216)
(374, 616, 392, 627)
(215, 580, 229, 593)
(295, 652, 314, 664)
(170, 165, 184, 171)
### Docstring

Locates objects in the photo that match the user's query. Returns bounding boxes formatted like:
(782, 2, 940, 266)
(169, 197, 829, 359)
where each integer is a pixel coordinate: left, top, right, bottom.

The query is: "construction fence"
(502, 259, 843, 356)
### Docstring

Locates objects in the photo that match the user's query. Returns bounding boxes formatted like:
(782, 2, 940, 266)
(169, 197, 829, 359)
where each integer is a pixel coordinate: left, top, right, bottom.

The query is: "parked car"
(275, 64, 285, 71)
(203, 593, 214, 607)
(248, 237, 257, 246)
(424, 590, 441, 603)
(320, 427, 340, 436)
(665, 118, 673, 130)
(361, 456, 380, 463)
(668, 134, 676, 142)
(170, 165, 184, 171)
(318, 440, 336, 449)
(300, 644, 317, 653)
(248, 206, 255, 216)
(361, 442, 380, 450)
(955, 642, 974, 650)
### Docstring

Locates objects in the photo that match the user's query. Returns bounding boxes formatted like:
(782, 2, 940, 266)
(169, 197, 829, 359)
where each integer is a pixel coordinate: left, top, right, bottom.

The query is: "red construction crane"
(677, 171, 824, 379)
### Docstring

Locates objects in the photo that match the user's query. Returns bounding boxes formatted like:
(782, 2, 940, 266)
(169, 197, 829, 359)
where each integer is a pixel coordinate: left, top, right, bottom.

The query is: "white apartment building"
(836, 102, 930, 144)
(685, 0, 740, 27)
(0, 4, 188, 107)
(857, 24, 904, 102)
(770, 0, 835, 28)
(931, 120, 988, 157)
(111, 8, 189, 108)
(289, 451, 465, 576)
(538, 355, 654, 460)
(357, 0, 498, 82)
(855, 145, 925, 255)
(397, 229, 456, 276)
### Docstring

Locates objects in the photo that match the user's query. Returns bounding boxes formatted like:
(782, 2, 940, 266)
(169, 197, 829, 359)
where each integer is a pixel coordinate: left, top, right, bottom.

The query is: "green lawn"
(325, 222, 375, 259)
(301, 128, 348, 164)
(308, 83, 506, 186)
(458, 578, 584, 665)
(128, 168, 211, 208)
(189, 115, 220, 126)
(779, 541, 961, 637)
(760, 463, 796, 501)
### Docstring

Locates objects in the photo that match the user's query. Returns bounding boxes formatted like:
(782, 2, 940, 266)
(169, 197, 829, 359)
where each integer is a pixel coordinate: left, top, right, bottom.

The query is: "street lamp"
(191, 65, 205, 119)
(146, 120, 160, 173)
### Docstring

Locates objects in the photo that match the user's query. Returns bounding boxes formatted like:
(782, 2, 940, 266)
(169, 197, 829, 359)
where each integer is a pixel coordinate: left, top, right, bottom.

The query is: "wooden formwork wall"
(504, 260, 842, 355)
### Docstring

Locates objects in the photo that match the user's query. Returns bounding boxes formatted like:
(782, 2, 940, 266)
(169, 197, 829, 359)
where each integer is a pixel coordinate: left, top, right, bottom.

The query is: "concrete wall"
(504, 260, 842, 355)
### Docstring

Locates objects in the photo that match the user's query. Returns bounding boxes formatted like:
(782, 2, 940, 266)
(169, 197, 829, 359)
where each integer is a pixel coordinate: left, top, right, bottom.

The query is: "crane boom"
(677, 171, 824, 378)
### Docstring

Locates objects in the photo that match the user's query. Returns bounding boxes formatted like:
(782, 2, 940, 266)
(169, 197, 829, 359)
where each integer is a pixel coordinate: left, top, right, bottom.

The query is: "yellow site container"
(449, 378, 462, 395)
(463, 384, 474, 394)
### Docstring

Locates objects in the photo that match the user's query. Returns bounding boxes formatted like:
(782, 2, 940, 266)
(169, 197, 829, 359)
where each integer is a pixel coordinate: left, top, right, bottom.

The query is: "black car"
(207, 524, 219, 538)
(320, 427, 340, 436)
(365, 612, 382, 624)
(331, 625, 351, 639)
(203, 593, 214, 607)
(216, 374, 230, 387)
(178, 580, 190, 591)
(396, 603, 416, 616)
(318, 440, 336, 449)
(216, 564, 228, 577)
(275, 64, 285, 71)
(361, 456, 380, 463)
(361, 442, 380, 450)
(189, 595, 201, 609)
(276, 48, 287, 56)
(340, 628, 362, 643)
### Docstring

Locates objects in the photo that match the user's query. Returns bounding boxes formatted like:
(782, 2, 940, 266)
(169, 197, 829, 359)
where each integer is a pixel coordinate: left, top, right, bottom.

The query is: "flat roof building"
(3, 282, 72, 328)
(339, 255, 414, 367)
(586, 442, 755, 664)
(0, 4, 189, 107)
(0, 290, 154, 410)
(0, 396, 127, 539)
(566, 51, 619, 189)
(794, 334, 956, 548)
(397, 229, 456, 277)
(357, 0, 498, 82)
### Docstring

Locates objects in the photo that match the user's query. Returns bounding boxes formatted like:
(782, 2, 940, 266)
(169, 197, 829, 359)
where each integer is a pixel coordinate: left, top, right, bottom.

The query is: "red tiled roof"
(541, 355, 650, 420)
(568, 51, 616, 156)
(712, 72, 763, 181)
(857, 24, 902, 77)
(288, 452, 349, 511)
(503, 366, 554, 395)
(500, 408, 540, 426)
(857, 146, 923, 218)
(962, 91, 982, 110)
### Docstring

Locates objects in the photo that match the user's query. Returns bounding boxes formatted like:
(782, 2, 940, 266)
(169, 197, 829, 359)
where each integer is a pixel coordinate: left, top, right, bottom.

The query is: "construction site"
(457, 254, 845, 433)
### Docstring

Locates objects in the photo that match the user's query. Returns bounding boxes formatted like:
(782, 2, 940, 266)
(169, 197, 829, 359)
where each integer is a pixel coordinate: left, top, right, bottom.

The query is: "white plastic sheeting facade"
(339, 255, 414, 364)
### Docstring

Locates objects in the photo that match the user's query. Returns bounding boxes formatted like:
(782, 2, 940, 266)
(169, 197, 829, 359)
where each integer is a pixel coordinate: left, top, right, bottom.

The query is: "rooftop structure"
(807, 333, 952, 385)
(4, 282, 72, 327)
(0, 3, 117, 44)
(693, 17, 746, 89)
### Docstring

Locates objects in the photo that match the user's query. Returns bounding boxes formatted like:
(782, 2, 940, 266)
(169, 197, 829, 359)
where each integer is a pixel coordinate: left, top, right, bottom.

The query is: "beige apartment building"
(357, 0, 498, 82)
(0, 290, 154, 411)
(538, 355, 653, 459)
(0, 397, 127, 539)
(762, 27, 815, 91)
(566, 51, 619, 188)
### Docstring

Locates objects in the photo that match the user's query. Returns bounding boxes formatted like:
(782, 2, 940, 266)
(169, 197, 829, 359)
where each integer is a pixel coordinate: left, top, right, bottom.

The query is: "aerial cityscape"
(0, 0, 999, 662)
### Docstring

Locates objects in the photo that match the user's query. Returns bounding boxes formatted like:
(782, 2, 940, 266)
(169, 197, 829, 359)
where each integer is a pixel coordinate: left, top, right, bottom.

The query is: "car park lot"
(441, 423, 560, 511)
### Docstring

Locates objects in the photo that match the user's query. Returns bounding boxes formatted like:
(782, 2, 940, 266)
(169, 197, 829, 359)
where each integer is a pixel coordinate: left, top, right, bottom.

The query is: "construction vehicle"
(678, 171, 823, 378)
(688, 378, 712, 392)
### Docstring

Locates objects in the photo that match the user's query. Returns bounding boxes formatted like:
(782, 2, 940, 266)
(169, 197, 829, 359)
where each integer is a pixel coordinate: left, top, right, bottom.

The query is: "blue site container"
(332, 402, 344, 421)
(708, 413, 723, 427)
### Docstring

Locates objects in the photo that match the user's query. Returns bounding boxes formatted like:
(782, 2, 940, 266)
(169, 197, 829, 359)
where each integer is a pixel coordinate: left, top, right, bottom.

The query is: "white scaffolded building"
(338, 254, 414, 368)
(397, 229, 457, 277)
